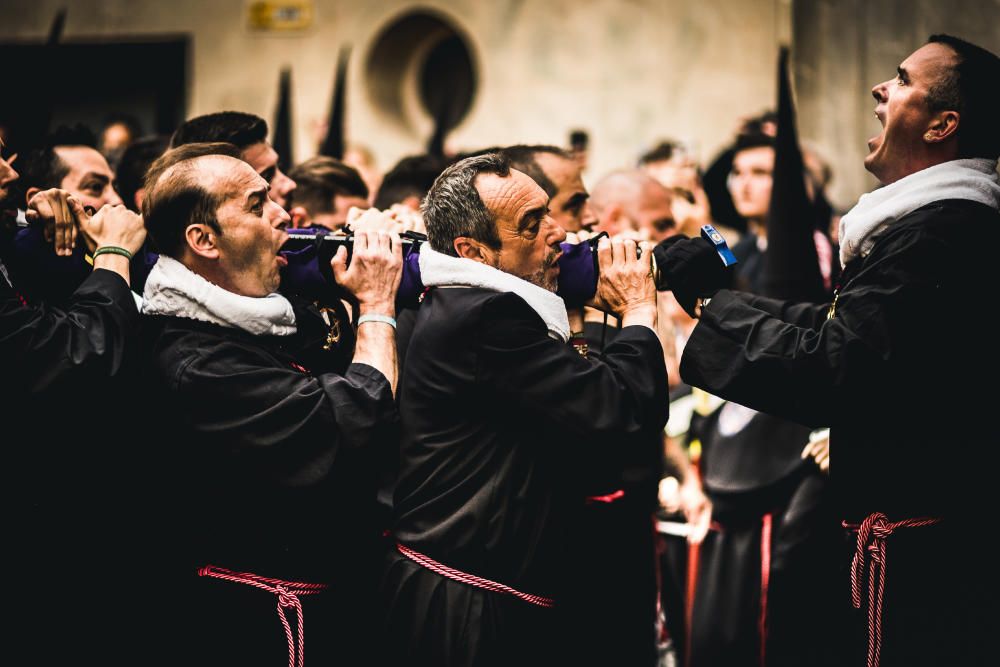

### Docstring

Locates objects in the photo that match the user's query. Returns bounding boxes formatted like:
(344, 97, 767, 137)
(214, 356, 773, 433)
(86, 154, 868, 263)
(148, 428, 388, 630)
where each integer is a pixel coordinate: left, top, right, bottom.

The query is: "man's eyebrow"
(259, 165, 277, 181)
(81, 172, 110, 184)
(246, 187, 268, 206)
(564, 192, 589, 210)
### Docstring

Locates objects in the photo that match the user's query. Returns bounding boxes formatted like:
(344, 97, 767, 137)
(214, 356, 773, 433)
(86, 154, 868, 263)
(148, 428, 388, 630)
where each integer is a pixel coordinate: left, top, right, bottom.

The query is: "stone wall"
(1, 0, 996, 207)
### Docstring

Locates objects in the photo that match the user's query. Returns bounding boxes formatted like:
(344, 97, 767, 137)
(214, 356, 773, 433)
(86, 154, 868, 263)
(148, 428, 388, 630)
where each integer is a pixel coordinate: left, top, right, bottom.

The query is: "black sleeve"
(1, 268, 138, 393)
(476, 292, 670, 442)
(679, 229, 945, 428)
(724, 291, 832, 330)
(171, 341, 396, 486)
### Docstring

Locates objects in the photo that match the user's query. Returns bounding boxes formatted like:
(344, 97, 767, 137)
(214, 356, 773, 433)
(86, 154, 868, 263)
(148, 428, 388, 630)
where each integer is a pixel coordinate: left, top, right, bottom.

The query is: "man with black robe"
(137, 143, 402, 665)
(6, 126, 157, 305)
(654, 35, 1000, 666)
(382, 152, 669, 666)
(1, 150, 149, 662)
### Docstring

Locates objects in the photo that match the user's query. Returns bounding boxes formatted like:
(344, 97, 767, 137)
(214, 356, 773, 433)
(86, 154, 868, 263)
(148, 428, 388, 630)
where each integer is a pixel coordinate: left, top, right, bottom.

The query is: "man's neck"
(178, 254, 245, 297)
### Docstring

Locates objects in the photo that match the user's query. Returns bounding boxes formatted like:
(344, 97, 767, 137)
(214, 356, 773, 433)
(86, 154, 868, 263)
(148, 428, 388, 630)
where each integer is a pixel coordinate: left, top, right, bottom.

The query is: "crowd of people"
(1, 32, 998, 667)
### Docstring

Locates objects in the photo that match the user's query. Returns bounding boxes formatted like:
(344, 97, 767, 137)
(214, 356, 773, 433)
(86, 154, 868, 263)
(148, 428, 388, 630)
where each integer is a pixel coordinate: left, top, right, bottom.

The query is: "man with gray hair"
(381, 152, 670, 666)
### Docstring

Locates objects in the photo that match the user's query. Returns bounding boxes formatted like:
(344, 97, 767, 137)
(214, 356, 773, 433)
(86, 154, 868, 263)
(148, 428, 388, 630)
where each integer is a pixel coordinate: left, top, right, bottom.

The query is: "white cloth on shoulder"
(839, 158, 1000, 266)
(142, 254, 297, 336)
(418, 244, 570, 342)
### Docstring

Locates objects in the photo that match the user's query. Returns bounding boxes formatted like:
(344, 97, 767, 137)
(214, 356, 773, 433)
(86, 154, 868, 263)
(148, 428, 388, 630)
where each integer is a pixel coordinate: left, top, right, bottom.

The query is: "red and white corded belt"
(197, 564, 329, 667)
(396, 543, 555, 608)
(842, 513, 942, 667)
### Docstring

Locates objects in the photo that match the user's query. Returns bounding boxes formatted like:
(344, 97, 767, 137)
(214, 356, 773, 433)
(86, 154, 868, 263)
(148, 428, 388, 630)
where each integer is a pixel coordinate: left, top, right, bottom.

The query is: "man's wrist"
(91, 253, 132, 284)
(620, 303, 657, 328)
(92, 253, 131, 271)
(358, 302, 396, 318)
(357, 313, 397, 329)
(620, 302, 657, 319)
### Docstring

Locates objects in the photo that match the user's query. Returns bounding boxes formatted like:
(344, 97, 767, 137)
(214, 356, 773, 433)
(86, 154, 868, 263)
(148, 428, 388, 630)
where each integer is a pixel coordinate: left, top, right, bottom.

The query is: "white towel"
(418, 245, 571, 342)
(142, 255, 297, 336)
(839, 158, 1000, 266)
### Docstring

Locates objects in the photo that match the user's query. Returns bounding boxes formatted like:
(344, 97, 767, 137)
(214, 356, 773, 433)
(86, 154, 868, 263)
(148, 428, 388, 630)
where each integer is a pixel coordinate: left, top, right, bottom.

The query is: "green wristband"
(92, 246, 134, 261)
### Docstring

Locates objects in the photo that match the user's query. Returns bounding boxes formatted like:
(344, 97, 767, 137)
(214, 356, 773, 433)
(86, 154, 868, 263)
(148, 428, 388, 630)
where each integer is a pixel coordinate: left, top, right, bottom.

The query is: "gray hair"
(422, 152, 509, 256)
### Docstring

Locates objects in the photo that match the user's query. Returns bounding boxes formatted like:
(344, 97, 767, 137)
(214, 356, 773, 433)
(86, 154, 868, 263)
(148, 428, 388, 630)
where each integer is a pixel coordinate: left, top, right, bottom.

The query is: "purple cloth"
(555, 240, 599, 306)
(280, 236, 597, 308)
(280, 232, 426, 307)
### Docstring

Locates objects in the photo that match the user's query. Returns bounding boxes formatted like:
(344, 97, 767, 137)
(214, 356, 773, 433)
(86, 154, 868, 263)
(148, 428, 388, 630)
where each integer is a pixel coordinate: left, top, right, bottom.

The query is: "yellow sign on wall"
(247, 1, 313, 31)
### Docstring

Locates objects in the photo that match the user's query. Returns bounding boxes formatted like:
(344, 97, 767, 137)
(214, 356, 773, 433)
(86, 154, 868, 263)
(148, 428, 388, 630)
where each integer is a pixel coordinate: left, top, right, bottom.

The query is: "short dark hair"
(423, 152, 510, 256)
(733, 131, 775, 156)
(287, 156, 368, 215)
(14, 125, 99, 201)
(638, 141, 678, 165)
(142, 142, 243, 257)
(927, 34, 1000, 160)
(740, 110, 778, 137)
(373, 154, 451, 210)
(501, 145, 571, 199)
(116, 135, 169, 212)
(47, 124, 98, 150)
(17, 148, 69, 198)
(170, 112, 269, 151)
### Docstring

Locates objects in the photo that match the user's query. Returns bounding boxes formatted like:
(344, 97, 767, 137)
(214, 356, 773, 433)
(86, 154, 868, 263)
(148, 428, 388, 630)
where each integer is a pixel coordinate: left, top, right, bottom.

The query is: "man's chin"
(537, 275, 559, 292)
(863, 151, 880, 179)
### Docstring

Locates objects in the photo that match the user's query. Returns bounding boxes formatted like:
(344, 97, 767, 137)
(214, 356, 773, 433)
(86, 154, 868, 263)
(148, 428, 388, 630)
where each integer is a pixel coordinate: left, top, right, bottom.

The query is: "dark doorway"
(0, 37, 188, 152)
(365, 11, 478, 135)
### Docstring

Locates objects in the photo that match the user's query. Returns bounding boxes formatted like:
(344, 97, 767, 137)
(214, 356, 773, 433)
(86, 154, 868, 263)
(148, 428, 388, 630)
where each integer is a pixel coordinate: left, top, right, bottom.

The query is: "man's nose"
(871, 80, 889, 103)
(275, 169, 296, 196)
(105, 188, 124, 207)
(549, 218, 567, 245)
(272, 200, 292, 227)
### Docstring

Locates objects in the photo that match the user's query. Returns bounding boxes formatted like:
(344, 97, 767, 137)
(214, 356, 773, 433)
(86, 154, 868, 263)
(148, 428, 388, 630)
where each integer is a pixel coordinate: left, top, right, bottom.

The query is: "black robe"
(689, 405, 838, 667)
(2, 267, 142, 663)
(7, 221, 156, 306)
(555, 320, 664, 667)
(681, 199, 999, 666)
(383, 287, 669, 667)
(141, 298, 396, 665)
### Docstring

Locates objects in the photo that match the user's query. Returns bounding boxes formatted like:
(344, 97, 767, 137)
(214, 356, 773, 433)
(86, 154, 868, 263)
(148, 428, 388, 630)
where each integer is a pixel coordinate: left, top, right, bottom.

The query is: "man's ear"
(24, 186, 40, 208)
(453, 236, 494, 265)
(289, 205, 309, 229)
(185, 224, 220, 259)
(924, 110, 960, 144)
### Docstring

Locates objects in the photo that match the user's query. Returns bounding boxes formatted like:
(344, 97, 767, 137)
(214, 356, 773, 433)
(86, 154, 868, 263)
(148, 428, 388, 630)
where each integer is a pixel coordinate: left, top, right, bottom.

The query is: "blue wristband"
(700, 224, 738, 267)
(357, 313, 397, 329)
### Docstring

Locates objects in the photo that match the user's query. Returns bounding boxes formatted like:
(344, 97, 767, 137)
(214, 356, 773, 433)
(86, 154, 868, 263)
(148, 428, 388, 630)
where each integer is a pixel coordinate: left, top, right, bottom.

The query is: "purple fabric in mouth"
(555, 240, 598, 306)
